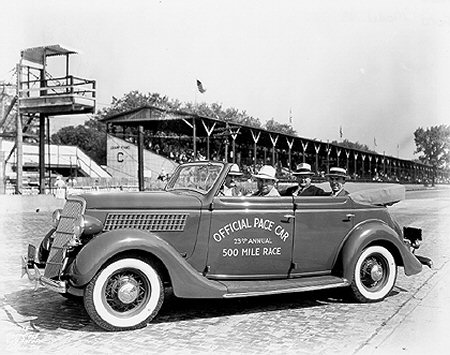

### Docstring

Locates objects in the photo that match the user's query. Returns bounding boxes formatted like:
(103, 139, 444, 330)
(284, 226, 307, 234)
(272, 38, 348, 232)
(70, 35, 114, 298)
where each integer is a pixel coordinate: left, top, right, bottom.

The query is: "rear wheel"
(350, 245, 397, 302)
(84, 257, 164, 331)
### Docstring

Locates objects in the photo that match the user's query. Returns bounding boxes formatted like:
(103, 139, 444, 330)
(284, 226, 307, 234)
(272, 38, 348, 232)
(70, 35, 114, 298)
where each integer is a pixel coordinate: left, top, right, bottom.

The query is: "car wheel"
(350, 245, 397, 302)
(84, 257, 164, 331)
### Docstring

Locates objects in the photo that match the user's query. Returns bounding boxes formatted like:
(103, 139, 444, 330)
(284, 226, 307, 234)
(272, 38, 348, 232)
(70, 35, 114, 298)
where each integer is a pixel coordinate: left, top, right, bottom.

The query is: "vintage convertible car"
(23, 161, 431, 331)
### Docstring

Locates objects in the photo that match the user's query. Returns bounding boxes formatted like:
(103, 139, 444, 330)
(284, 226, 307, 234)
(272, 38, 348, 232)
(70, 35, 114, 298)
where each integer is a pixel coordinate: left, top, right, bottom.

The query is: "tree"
(99, 91, 181, 117)
(265, 118, 297, 136)
(99, 91, 264, 129)
(51, 119, 107, 165)
(331, 139, 377, 154)
(414, 125, 450, 170)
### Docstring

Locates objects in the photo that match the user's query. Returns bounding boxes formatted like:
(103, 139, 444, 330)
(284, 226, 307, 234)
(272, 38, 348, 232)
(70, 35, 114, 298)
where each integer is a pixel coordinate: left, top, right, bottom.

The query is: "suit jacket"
(251, 186, 280, 196)
(284, 185, 326, 196)
(328, 189, 349, 197)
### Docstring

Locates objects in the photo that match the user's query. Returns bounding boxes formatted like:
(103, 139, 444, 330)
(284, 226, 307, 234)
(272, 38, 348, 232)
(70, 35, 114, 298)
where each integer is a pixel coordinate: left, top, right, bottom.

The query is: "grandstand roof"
(101, 105, 421, 163)
(100, 105, 314, 152)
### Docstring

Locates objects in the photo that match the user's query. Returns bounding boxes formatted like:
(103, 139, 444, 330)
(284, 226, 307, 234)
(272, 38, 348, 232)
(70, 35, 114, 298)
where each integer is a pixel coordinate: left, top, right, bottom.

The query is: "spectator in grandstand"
(250, 165, 280, 196)
(283, 163, 325, 196)
(219, 164, 243, 196)
(326, 167, 349, 197)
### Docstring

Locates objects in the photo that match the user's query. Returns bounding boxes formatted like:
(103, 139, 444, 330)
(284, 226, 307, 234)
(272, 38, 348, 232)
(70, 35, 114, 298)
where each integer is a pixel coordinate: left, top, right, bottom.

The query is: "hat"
(326, 167, 349, 179)
(253, 165, 277, 181)
(293, 163, 314, 176)
(228, 163, 243, 176)
(56, 175, 62, 180)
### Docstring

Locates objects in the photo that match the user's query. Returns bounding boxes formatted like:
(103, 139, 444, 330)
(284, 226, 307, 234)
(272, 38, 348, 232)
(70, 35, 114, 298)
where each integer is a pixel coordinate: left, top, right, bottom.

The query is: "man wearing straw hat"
(250, 165, 280, 196)
(284, 163, 325, 196)
(220, 163, 243, 196)
(326, 167, 349, 197)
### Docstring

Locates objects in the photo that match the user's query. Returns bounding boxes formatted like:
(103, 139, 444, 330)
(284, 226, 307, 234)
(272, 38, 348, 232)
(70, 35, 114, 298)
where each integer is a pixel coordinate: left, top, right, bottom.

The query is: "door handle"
(281, 214, 295, 223)
(344, 213, 355, 222)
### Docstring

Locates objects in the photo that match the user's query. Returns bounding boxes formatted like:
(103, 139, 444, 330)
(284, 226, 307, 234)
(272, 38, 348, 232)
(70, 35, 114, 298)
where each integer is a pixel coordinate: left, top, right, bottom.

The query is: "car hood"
(77, 190, 202, 210)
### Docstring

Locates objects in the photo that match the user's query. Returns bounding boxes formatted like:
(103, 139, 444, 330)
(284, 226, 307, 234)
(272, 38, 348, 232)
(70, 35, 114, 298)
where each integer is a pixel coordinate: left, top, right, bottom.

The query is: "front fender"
(68, 229, 227, 298)
(341, 220, 422, 282)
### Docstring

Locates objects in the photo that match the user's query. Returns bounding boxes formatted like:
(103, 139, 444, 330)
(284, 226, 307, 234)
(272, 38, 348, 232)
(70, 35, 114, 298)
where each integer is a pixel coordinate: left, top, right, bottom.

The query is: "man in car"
(327, 167, 349, 196)
(250, 165, 280, 196)
(284, 163, 325, 196)
(220, 164, 243, 196)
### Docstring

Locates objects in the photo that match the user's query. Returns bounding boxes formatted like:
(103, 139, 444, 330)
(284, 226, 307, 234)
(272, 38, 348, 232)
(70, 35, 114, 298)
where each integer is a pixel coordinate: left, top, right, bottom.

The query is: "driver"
(220, 164, 243, 196)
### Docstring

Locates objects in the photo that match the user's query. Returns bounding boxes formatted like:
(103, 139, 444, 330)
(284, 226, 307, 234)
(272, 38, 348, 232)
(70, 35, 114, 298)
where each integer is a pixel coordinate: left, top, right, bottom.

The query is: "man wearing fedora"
(284, 163, 325, 196)
(250, 165, 280, 196)
(326, 167, 349, 197)
(220, 163, 243, 196)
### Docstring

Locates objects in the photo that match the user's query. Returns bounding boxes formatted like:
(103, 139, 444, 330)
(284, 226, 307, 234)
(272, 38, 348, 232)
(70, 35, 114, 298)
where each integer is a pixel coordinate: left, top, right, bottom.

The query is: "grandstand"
(0, 139, 110, 193)
(102, 105, 441, 191)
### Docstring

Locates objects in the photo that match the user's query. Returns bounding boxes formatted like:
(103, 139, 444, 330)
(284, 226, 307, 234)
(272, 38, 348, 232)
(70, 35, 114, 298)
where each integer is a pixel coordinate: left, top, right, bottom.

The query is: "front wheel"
(84, 257, 164, 331)
(350, 245, 397, 302)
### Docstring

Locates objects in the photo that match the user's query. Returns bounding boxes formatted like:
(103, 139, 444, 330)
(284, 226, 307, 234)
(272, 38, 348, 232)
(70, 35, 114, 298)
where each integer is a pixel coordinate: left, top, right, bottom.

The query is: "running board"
(221, 275, 349, 298)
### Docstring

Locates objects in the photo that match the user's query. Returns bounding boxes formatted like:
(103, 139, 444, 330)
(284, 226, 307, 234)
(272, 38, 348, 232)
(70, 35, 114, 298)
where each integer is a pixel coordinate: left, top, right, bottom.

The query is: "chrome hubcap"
(370, 264, 383, 282)
(361, 256, 387, 290)
(104, 271, 149, 313)
(118, 282, 139, 304)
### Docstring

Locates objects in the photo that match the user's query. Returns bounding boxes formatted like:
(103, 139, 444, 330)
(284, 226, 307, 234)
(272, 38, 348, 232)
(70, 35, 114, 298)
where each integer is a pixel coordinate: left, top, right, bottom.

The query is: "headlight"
(73, 215, 86, 237)
(64, 215, 85, 249)
(51, 209, 62, 228)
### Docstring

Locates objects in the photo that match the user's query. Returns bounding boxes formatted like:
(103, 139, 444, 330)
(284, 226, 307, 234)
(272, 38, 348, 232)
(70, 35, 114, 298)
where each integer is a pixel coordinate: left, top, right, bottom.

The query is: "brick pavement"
(0, 191, 448, 355)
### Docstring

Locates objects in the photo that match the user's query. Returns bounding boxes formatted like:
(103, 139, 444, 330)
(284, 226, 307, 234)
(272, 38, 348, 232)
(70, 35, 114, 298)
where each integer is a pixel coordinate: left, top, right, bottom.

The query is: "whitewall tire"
(84, 257, 164, 331)
(350, 245, 397, 302)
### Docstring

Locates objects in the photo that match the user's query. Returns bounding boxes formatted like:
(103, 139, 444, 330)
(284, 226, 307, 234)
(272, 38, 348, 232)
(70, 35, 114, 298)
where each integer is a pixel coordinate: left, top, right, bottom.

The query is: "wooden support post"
(47, 115, 51, 187)
(286, 138, 294, 173)
(39, 114, 45, 194)
(314, 144, 320, 174)
(137, 125, 144, 191)
(250, 130, 261, 173)
(301, 141, 308, 163)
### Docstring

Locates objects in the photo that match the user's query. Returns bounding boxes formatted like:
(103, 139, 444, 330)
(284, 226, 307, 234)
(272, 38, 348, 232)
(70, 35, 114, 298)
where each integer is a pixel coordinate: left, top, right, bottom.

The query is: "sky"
(1, 0, 450, 160)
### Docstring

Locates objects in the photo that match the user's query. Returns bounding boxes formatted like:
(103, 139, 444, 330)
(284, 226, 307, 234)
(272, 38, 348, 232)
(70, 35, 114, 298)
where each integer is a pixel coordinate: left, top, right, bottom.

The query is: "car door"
(206, 195, 294, 279)
(291, 195, 355, 276)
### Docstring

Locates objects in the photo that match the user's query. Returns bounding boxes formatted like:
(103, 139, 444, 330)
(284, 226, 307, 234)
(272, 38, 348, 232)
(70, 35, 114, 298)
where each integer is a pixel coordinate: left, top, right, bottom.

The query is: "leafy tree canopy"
(99, 91, 266, 130)
(265, 118, 297, 136)
(51, 119, 106, 165)
(414, 124, 450, 169)
(331, 139, 377, 154)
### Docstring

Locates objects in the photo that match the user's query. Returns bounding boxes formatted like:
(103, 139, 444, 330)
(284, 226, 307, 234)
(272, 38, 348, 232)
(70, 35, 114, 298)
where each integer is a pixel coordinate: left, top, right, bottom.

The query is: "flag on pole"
(196, 79, 206, 93)
(374, 137, 377, 147)
(289, 108, 293, 124)
(339, 126, 343, 138)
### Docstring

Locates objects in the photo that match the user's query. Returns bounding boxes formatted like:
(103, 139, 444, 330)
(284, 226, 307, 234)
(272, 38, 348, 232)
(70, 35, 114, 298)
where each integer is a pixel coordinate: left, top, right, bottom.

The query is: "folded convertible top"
(349, 185, 405, 206)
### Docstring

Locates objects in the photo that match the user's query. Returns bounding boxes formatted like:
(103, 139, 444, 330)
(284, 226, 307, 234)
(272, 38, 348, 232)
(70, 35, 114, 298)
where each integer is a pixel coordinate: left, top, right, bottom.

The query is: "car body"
(23, 161, 432, 331)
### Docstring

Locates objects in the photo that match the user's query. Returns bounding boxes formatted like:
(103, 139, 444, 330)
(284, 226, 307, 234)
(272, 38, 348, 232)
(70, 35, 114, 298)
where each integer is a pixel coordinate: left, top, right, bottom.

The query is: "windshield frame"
(165, 162, 225, 195)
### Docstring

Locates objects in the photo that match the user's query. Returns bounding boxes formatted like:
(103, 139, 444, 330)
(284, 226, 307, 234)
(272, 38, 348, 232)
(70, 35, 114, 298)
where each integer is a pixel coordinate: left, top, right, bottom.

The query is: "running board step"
(221, 275, 349, 298)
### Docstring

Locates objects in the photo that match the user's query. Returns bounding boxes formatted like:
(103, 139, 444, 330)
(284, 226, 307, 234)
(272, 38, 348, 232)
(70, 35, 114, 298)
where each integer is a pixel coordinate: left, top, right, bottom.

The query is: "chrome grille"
(104, 213, 188, 232)
(44, 198, 85, 279)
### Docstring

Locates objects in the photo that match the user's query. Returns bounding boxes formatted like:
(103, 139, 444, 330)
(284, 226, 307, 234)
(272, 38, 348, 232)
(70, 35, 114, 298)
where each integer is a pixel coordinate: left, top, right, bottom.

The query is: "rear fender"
(340, 220, 422, 282)
(68, 229, 227, 298)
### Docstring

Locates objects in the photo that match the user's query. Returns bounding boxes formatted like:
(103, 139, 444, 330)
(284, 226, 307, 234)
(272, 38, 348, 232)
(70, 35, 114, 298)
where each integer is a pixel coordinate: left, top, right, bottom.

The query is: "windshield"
(166, 163, 224, 194)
